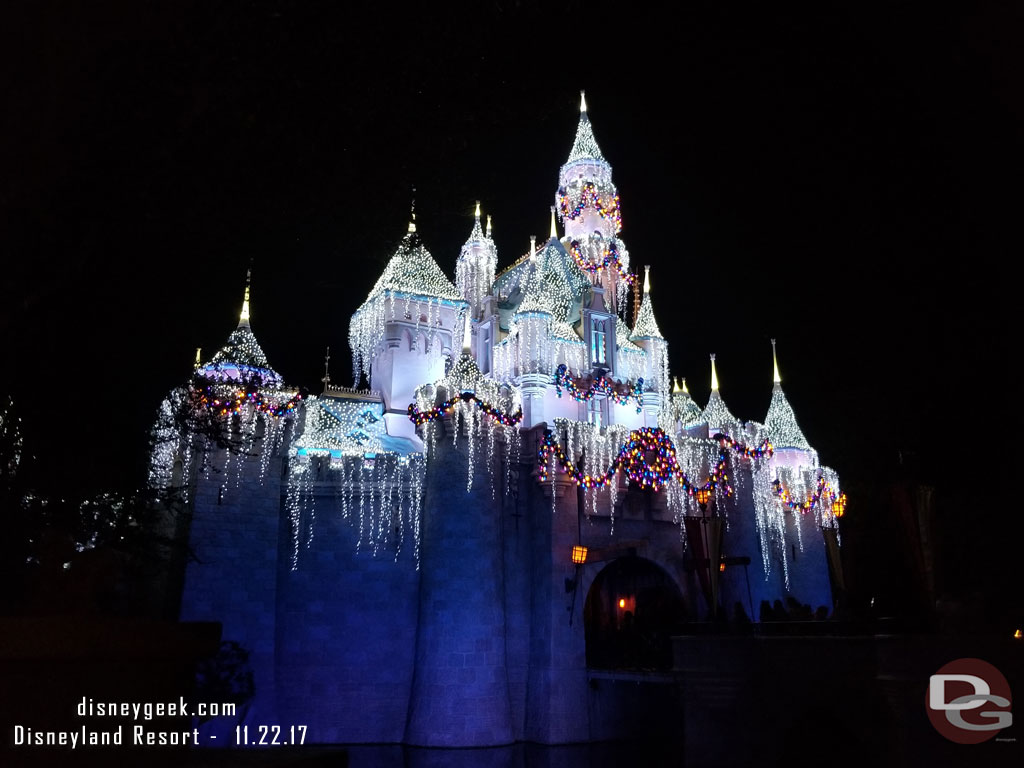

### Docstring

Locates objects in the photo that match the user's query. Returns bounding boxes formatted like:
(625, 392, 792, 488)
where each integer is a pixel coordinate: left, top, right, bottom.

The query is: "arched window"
(584, 556, 686, 670)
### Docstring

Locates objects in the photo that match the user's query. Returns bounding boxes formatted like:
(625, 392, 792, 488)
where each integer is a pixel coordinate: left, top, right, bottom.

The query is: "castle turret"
(456, 202, 499, 376)
(630, 266, 668, 425)
(455, 201, 497, 320)
(763, 340, 812, 451)
(557, 92, 632, 315)
(349, 218, 467, 441)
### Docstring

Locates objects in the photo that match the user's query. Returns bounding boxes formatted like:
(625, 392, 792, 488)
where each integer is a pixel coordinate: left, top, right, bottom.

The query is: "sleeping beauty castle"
(150, 93, 846, 747)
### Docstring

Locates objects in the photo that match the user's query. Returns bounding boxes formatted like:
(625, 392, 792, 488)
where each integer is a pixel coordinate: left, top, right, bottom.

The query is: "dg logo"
(926, 658, 1013, 744)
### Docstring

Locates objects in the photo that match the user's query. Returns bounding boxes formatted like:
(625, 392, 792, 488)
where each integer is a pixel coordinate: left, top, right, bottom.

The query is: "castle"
(150, 94, 845, 747)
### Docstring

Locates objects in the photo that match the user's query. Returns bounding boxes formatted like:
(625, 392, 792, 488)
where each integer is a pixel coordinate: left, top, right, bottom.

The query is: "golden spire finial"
(681, 377, 689, 394)
(530, 235, 536, 260)
(580, 90, 588, 114)
(550, 206, 557, 239)
(475, 200, 481, 220)
(672, 377, 681, 393)
(194, 347, 202, 367)
(710, 354, 719, 392)
(771, 338, 782, 385)
(643, 265, 651, 294)
(486, 215, 492, 238)
(239, 266, 252, 327)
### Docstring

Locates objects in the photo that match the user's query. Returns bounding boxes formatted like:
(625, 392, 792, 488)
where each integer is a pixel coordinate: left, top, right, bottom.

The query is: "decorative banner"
(558, 182, 622, 232)
(772, 474, 846, 516)
(407, 391, 523, 427)
(568, 240, 634, 284)
(537, 427, 773, 495)
(554, 364, 644, 413)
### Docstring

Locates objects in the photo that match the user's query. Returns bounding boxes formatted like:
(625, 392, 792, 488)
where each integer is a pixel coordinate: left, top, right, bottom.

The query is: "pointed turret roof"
(566, 90, 607, 164)
(702, 354, 738, 431)
(630, 266, 664, 340)
(763, 340, 812, 450)
(515, 240, 577, 320)
(666, 378, 705, 429)
(360, 224, 461, 308)
(201, 269, 282, 385)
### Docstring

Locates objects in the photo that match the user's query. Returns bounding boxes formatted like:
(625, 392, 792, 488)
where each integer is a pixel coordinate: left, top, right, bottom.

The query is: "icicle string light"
(553, 364, 643, 413)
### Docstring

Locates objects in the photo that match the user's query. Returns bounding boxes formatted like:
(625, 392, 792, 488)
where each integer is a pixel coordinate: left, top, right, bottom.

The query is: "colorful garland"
(537, 427, 773, 494)
(558, 183, 622, 233)
(407, 391, 523, 427)
(195, 383, 302, 418)
(568, 239, 634, 284)
(554, 364, 644, 413)
(773, 474, 846, 517)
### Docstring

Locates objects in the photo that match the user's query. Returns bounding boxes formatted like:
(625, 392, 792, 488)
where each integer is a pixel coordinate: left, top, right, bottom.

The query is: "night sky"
(3, 2, 1021, 600)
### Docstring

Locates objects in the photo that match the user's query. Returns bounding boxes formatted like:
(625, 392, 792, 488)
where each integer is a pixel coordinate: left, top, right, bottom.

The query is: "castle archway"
(584, 556, 686, 670)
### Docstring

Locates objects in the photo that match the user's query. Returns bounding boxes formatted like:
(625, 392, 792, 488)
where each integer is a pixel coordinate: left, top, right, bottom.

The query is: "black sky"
(2, 1, 1021, 508)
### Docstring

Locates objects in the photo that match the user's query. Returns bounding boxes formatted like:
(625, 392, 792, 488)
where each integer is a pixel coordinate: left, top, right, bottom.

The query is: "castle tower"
(556, 92, 631, 315)
(175, 270, 298, 738)
(455, 202, 499, 376)
(348, 218, 467, 442)
(762, 340, 833, 611)
(630, 266, 668, 425)
(404, 352, 515, 746)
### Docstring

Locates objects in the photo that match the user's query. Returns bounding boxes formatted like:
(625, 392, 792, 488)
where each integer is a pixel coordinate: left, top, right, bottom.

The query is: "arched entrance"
(584, 557, 686, 670)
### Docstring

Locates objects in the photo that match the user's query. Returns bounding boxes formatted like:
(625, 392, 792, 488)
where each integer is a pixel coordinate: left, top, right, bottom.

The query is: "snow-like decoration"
(764, 384, 812, 450)
(630, 291, 663, 340)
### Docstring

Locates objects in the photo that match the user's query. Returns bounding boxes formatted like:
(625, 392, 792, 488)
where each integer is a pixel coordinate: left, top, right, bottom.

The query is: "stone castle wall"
(178, 420, 834, 746)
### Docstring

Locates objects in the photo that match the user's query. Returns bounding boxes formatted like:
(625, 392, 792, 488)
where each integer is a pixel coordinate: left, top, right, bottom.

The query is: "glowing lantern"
(695, 488, 711, 507)
(832, 493, 847, 518)
(618, 598, 626, 609)
(571, 545, 588, 565)
(719, 562, 726, 573)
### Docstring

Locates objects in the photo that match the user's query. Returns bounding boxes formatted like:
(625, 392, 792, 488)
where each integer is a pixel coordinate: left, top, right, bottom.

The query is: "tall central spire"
(566, 89, 606, 164)
(239, 266, 252, 328)
(771, 338, 782, 387)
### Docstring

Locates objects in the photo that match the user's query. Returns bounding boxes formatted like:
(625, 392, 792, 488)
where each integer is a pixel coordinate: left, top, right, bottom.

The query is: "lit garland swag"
(554, 364, 643, 414)
(774, 474, 847, 517)
(567, 240, 634, 284)
(407, 391, 523, 427)
(538, 427, 775, 494)
(539, 427, 845, 516)
(558, 182, 622, 233)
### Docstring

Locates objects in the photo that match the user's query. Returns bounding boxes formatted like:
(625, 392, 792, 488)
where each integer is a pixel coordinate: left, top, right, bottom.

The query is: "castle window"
(590, 318, 607, 366)
(480, 325, 492, 375)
